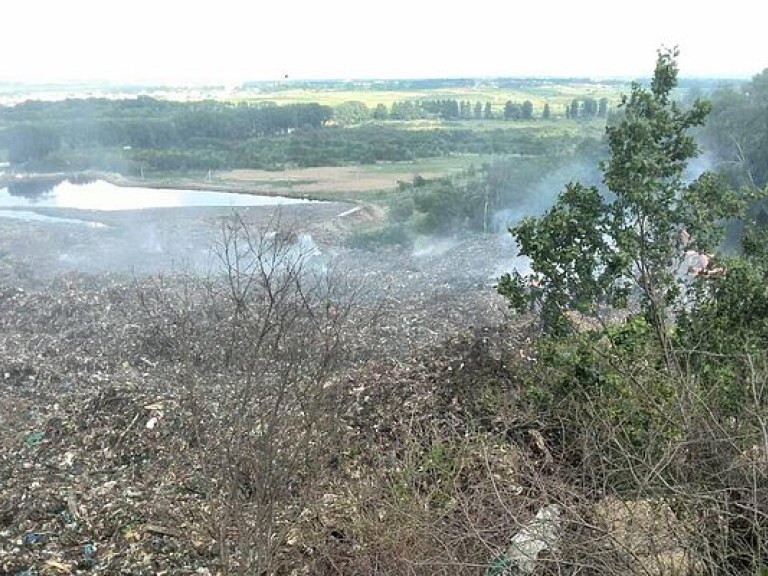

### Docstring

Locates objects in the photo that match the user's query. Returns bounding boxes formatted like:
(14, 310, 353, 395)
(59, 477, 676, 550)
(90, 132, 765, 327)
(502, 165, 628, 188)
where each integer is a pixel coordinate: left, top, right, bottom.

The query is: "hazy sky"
(2, 0, 765, 84)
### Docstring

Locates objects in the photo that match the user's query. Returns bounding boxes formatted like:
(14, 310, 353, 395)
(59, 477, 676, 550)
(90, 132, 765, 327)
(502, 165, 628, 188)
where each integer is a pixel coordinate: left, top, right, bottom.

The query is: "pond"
(0, 178, 312, 212)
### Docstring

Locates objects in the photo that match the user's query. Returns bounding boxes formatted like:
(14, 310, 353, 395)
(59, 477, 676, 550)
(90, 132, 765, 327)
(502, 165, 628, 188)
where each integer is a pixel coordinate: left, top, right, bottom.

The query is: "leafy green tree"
(521, 100, 534, 120)
(372, 103, 389, 120)
(442, 99, 460, 120)
(542, 103, 551, 120)
(503, 101, 521, 120)
(413, 177, 487, 234)
(484, 101, 493, 120)
(391, 101, 421, 120)
(570, 98, 580, 119)
(498, 48, 744, 367)
(333, 101, 370, 125)
(474, 101, 483, 120)
(6, 123, 61, 164)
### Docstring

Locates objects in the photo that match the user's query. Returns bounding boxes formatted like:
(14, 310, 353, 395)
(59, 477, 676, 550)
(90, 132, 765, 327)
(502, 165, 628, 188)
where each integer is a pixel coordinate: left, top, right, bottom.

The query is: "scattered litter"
(23, 432, 44, 447)
(0, 237, 513, 573)
(144, 524, 183, 538)
(487, 504, 563, 575)
(60, 452, 75, 468)
(45, 559, 72, 573)
(21, 533, 44, 546)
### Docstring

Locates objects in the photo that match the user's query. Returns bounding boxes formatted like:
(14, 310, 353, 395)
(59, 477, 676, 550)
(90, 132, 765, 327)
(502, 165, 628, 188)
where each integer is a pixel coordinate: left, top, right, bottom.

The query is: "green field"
(234, 82, 627, 115)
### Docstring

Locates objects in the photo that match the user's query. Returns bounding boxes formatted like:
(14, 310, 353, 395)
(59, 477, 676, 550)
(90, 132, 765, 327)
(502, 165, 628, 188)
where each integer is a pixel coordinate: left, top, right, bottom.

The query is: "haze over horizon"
(2, 0, 765, 85)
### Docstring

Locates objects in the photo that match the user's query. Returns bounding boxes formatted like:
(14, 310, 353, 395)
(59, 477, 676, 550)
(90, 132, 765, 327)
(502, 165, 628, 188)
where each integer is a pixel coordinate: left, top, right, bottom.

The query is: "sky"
(1, 0, 765, 84)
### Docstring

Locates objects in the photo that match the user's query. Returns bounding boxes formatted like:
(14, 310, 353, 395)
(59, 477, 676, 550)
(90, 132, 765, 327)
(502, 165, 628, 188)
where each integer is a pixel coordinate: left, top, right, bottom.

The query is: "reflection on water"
(7, 178, 63, 199)
(0, 179, 312, 211)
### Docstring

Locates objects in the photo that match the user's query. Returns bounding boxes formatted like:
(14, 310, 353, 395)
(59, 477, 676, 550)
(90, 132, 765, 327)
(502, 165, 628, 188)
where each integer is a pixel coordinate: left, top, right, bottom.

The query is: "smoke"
(492, 232, 531, 282)
(491, 160, 605, 234)
(234, 230, 328, 281)
(489, 149, 730, 295)
(411, 235, 460, 259)
(684, 153, 716, 184)
(490, 160, 604, 281)
(140, 228, 167, 254)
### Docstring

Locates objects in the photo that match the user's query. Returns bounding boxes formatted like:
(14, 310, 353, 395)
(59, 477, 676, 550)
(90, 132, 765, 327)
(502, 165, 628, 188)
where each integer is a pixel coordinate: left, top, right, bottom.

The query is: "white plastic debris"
(504, 504, 562, 574)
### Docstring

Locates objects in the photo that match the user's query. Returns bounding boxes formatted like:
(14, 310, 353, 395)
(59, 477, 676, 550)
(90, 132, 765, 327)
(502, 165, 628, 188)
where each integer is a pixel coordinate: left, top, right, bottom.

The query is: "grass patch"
(345, 222, 413, 250)
(233, 83, 627, 112)
(358, 154, 497, 175)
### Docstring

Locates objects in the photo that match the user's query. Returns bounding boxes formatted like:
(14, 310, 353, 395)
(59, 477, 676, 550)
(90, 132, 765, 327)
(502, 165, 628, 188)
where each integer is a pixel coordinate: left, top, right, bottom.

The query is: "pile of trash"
(0, 255, 514, 574)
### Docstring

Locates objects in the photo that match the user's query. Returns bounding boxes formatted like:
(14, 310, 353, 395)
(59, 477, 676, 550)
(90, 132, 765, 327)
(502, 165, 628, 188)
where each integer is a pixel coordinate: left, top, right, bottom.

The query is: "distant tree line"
(502, 100, 535, 120)
(564, 97, 609, 119)
(0, 98, 333, 165)
(127, 125, 564, 172)
(349, 99, 556, 122)
(0, 97, 579, 173)
(363, 99, 492, 121)
(361, 97, 611, 123)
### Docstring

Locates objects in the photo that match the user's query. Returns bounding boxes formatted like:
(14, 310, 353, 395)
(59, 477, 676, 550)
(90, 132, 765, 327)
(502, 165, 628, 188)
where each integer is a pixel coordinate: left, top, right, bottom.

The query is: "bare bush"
(133, 212, 368, 574)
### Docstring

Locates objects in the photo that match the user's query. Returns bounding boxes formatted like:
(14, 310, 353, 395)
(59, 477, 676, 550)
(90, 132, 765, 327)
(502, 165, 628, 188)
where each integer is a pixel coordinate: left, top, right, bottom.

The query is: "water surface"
(0, 178, 311, 211)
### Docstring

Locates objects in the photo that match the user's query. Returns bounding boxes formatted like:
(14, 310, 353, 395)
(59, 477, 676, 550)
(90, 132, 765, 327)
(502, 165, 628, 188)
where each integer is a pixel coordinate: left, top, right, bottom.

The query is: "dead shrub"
(132, 212, 368, 575)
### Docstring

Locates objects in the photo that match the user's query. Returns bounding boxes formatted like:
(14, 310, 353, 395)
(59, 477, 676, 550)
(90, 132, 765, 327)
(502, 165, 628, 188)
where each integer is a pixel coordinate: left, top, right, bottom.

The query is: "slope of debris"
(0, 252, 521, 575)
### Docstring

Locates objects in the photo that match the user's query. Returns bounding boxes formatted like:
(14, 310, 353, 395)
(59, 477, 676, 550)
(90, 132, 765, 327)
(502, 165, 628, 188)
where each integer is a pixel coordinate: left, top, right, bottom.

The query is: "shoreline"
(0, 169, 324, 200)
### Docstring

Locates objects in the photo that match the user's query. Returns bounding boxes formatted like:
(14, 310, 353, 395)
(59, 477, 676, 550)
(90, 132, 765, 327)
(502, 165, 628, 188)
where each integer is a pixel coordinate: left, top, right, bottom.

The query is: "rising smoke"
(489, 159, 606, 280)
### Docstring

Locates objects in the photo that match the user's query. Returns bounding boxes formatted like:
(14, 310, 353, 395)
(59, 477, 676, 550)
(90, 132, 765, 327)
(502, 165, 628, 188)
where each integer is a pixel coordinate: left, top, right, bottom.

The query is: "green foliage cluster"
(346, 153, 575, 250)
(0, 96, 573, 173)
(500, 48, 746, 344)
(0, 98, 331, 170)
(503, 100, 535, 120)
(496, 49, 768, 572)
(565, 97, 608, 119)
(332, 100, 371, 125)
(499, 44, 768, 421)
(345, 223, 413, 250)
(1, 98, 330, 147)
(334, 98, 550, 123)
(526, 315, 678, 453)
(386, 155, 564, 238)
(676, 221, 768, 413)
